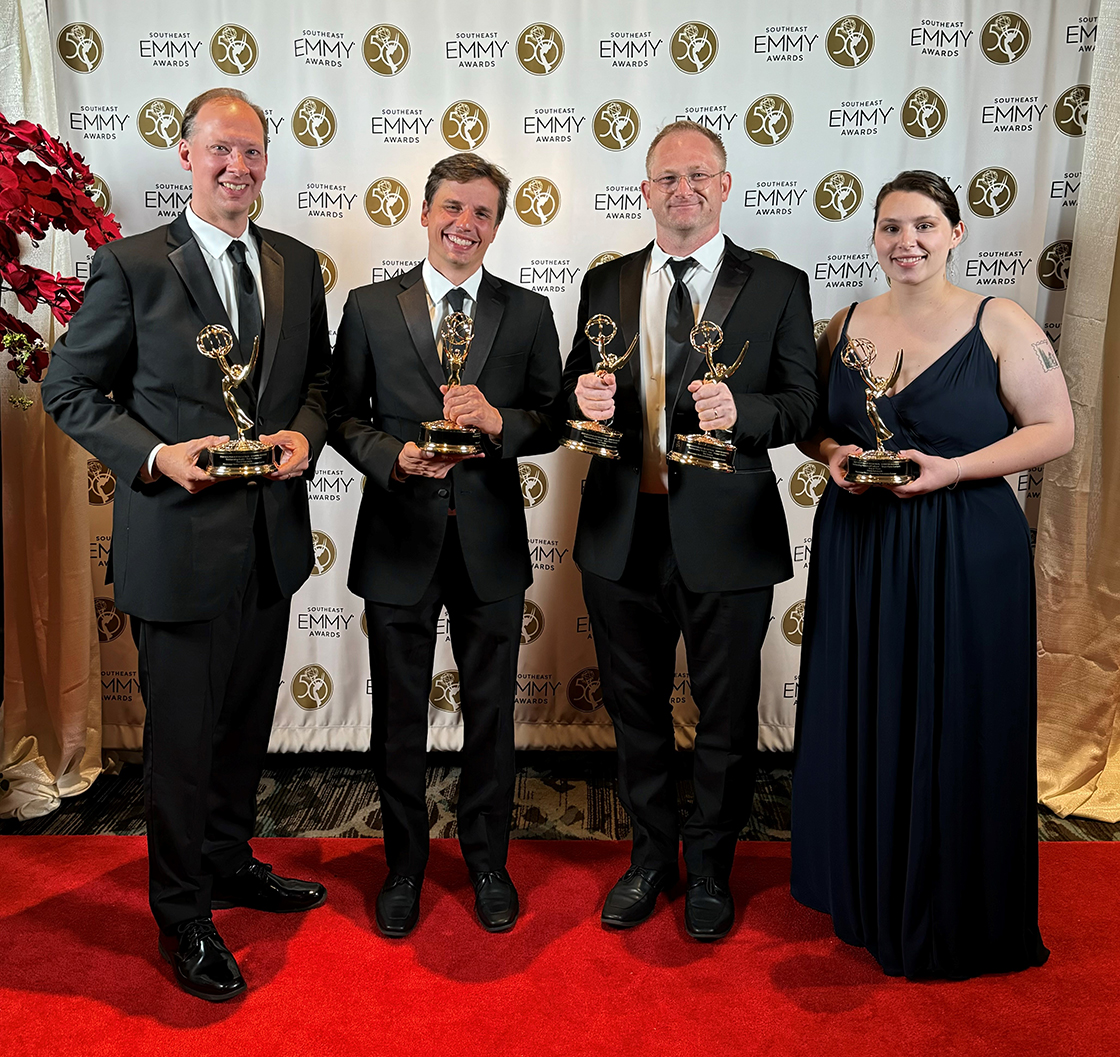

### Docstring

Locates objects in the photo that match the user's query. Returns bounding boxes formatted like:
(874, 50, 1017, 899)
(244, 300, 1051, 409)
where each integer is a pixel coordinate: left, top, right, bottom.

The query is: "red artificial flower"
(0, 305, 42, 342)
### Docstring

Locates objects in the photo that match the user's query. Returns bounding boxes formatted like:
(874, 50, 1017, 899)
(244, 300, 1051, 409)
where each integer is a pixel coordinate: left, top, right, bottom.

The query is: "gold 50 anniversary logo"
(981, 12, 1031, 64)
(57, 23, 104, 73)
(442, 101, 489, 151)
(310, 530, 337, 575)
(210, 25, 258, 75)
(670, 23, 718, 73)
(901, 88, 948, 139)
(814, 171, 863, 221)
(292, 98, 337, 148)
(519, 462, 549, 507)
(291, 664, 333, 710)
(364, 25, 410, 75)
(316, 250, 338, 295)
(517, 24, 564, 75)
(594, 100, 640, 151)
(827, 16, 874, 68)
(365, 178, 410, 226)
(137, 99, 183, 149)
(968, 168, 1017, 218)
(516, 178, 560, 226)
(745, 95, 793, 146)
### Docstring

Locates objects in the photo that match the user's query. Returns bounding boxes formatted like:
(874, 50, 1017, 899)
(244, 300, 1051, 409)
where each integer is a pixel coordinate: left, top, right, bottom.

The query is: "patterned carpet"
(3, 751, 1118, 841)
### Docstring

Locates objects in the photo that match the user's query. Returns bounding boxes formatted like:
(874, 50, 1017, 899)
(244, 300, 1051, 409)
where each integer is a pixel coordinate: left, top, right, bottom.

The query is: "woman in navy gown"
(790, 171, 1074, 979)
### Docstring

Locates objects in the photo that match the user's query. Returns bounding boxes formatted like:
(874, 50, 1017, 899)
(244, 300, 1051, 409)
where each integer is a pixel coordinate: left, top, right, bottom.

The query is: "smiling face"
(873, 190, 964, 286)
(641, 130, 731, 254)
(178, 99, 267, 236)
(421, 177, 501, 284)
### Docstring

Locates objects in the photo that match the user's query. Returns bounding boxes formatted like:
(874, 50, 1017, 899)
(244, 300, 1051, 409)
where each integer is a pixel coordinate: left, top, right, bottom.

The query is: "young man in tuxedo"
(562, 121, 819, 939)
(329, 153, 562, 936)
(43, 89, 331, 1000)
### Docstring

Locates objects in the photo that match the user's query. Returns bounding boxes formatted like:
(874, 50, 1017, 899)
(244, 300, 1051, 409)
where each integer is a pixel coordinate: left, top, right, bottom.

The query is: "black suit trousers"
(132, 491, 290, 932)
(365, 516, 522, 877)
(582, 494, 773, 882)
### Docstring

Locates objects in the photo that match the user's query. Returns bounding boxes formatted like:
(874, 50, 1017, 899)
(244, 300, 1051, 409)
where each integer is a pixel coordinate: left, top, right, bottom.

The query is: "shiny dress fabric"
(791, 299, 1050, 979)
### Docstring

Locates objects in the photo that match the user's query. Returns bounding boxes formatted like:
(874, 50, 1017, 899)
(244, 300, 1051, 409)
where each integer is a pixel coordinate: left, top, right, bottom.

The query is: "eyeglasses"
(649, 170, 725, 193)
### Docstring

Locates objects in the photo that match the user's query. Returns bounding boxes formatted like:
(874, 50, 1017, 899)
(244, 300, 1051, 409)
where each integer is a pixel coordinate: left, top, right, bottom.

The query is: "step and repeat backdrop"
(51, 0, 1097, 753)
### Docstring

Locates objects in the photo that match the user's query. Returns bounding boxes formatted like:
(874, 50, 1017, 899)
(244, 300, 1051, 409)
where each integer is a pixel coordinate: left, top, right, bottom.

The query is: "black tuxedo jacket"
(328, 264, 562, 606)
(43, 211, 331, 622)
(560, 237, 819, 593)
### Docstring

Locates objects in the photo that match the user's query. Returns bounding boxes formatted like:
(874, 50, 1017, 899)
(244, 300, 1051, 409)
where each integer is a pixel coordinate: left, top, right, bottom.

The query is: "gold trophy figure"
(667, 321, 747, 473)
(196, 324, 280, 477)
(418, 312, 483, 454)
(840, 337, 919, 484)
(561, 313, 638, 459)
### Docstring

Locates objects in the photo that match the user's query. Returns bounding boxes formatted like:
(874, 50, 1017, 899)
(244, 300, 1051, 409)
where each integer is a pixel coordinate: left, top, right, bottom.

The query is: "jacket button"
(437, 487, 450, 498)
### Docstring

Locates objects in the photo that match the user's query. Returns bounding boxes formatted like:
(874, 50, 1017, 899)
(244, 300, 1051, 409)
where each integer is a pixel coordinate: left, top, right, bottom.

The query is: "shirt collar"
(650, 230, 725, 277)
(423, 259, 484, 306)
(185, 204, 256, 261)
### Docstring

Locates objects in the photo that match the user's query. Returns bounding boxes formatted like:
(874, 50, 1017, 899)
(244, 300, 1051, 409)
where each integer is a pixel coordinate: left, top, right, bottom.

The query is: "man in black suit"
(43, 89, 330, 1000)
(561, 120, 818, 939)
(329, 153, 561, 936)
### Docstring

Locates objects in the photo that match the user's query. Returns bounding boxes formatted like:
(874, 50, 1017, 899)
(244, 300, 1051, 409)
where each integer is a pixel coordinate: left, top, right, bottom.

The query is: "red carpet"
(1, 838, 1118, 1057)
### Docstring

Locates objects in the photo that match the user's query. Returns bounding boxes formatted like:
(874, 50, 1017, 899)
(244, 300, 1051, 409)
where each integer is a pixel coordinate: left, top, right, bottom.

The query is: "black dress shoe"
(601, 864, 679, 928)
(470, 869, 519, 933)
(376, 873, 422, 937)
(211, 858, 327, 913)
(158, 917, 246, 1002)
(684, 876, 734, 941)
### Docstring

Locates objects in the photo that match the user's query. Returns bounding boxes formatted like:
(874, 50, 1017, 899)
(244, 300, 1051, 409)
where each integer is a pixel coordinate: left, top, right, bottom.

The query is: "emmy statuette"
(196, 324, 280, 477)
(840, 337, 920, 484)
(418, 312, 484, 454)
(667, 321, 747, 473)
(561, 313, 638, 459)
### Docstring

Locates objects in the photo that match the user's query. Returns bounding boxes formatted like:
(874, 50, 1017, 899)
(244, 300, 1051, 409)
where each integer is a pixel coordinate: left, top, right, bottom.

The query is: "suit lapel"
(618, 244, 650, 394)
(256, 233, 284, 398)
(673, 239, 755, 408)
(461, 269, 505, 386)
(398, 269, 446, 394)
(166, 215, 233, 337)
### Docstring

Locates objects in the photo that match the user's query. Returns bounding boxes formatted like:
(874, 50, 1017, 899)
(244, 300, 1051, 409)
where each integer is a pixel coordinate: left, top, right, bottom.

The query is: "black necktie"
(226, 240, 262, 364)
(664, 257, 698, 427)
(441, 288, 467, 378)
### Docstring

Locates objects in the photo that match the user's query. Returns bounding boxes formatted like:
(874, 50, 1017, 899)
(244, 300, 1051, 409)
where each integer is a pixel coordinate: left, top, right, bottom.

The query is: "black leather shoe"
(211, 858, 327, 913)
(375, 873, 422, 937)
(158, 917, 246, 1002)
(470, 869, 519, 933)
(684, 876, 734, 941)
(601, 864, 679, 928)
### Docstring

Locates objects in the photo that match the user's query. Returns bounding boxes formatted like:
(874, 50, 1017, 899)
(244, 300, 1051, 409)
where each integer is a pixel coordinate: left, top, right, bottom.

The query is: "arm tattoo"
(1031, 339, 1060, 373)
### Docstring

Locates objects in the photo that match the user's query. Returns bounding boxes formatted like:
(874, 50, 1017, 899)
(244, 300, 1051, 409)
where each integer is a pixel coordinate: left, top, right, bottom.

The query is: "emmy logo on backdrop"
(418, 313, 483, 454)
(561, 314, 638, 459)
(668, 321, 747, 473)
(196, 324, 280, 477)
(840, 337, 920, 484)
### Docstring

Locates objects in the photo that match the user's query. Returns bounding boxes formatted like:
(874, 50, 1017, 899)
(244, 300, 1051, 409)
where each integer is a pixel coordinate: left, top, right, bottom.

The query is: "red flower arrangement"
(0, 111, 120, 405)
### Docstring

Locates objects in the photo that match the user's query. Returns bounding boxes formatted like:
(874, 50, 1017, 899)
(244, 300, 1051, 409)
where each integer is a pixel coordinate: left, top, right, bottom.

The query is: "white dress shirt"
(638, 231, 725, 493)
(422, 259, 482, 352)
(147, 206, 266, 476)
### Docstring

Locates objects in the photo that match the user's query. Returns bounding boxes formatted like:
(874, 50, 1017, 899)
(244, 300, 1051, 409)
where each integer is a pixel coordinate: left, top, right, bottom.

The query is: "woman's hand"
(885, 449, 959, 497)
(824, 441, 870, 495)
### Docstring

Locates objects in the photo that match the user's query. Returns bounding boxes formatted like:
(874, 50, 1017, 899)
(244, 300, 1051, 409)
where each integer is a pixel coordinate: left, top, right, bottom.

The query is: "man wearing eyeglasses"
(561, 120, 818, 940)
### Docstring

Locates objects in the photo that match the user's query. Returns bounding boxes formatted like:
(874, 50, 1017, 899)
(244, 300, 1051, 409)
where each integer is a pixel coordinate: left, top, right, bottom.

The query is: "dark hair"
(645, 119, 727, 174)
(424, 153, 511, 224)
(182, 88, 269, 151)
(873, 170, 961, 227)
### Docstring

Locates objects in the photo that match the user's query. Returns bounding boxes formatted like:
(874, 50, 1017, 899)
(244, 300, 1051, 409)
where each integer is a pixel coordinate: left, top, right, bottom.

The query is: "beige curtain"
(0, 0, 102, 819)
(1036, 0, 1120, 821)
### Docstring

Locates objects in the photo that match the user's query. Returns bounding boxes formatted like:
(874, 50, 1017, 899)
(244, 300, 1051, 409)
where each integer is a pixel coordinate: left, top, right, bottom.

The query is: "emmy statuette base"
(418, 420, 484, 455)
(844, 453, 919, 486)
(561, 419, 623, 460)
(667, 432, 735, 473)
(206, 440, 281, 478)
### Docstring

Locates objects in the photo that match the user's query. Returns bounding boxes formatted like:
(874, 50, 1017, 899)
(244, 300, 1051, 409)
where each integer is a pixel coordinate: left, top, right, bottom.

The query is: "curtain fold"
(1035, 0, 1120, 821)
(0, 0, 102, 820)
